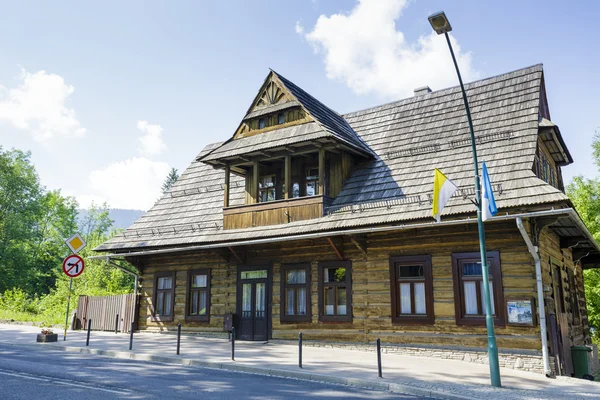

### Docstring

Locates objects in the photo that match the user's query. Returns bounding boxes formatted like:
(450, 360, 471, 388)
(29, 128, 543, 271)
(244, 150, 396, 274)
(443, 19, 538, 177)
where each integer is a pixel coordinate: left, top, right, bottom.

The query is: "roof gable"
(199, 70, 373, 164)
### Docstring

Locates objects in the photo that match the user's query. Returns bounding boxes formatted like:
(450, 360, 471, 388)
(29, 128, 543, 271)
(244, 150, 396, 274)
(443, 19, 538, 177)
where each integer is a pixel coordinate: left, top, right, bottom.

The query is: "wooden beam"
(284, 146, 297, 154)
(252, 160, 259, 204)
(223, 165, 230, 208)
(284, 155, 292, 200)
(228, 246, 244, 264)
(318, 148, 325, 196)
(349, 235, 367, 257)
(327, 237, 344, 261)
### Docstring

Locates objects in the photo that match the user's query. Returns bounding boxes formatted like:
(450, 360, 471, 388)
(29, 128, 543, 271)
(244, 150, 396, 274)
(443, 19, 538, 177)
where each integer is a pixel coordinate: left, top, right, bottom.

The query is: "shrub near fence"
(76, 294, 136, 333)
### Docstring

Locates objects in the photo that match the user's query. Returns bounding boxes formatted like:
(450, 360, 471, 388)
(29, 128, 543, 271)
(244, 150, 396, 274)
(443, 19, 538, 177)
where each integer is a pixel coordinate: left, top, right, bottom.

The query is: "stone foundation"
(272, 340, 555, 375)
(588, 344, 599, 376)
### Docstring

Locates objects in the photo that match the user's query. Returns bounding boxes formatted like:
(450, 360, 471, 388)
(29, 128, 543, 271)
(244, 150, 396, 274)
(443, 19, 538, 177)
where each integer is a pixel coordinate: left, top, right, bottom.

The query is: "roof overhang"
(539, 118, 573, 166)
(91, 208, 600, 269)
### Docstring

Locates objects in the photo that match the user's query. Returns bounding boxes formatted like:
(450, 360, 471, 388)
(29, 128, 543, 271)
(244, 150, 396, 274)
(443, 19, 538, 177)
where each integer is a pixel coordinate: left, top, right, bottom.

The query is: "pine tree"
(161, 168, 179, 194)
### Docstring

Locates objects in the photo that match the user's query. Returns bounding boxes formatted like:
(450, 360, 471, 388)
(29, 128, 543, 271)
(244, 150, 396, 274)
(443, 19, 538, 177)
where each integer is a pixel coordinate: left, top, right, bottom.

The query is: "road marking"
(0, 369, 131, 395)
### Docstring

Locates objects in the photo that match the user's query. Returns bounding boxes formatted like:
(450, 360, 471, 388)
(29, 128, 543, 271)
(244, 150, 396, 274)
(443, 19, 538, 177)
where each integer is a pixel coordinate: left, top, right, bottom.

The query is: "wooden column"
(252, 160, 259, 204)
(284, 155, 292, 199)
(318, 148, 325, 196)
(223, 165, 230, 208)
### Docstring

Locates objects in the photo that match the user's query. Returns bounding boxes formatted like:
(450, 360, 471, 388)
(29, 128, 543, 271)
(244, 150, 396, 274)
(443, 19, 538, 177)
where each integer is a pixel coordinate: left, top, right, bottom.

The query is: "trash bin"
(571, 345, 592, 378)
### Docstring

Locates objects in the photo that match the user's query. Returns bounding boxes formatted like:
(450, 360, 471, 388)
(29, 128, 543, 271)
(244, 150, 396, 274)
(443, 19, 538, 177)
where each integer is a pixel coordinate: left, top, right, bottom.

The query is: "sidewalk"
(1, 324, 598, 400)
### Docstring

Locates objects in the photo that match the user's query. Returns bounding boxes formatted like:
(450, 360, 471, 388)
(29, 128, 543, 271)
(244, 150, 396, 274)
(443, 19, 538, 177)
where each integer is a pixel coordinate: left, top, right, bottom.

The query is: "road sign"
(62, 255, 85, 278)
(65, 233, 86, 254)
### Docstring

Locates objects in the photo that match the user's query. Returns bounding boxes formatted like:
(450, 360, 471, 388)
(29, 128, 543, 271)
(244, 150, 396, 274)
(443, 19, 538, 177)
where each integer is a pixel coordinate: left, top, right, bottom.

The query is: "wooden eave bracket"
(327, 237, 344, 261)
(349, 234, 367, 257)
(228, 246, 246, 265)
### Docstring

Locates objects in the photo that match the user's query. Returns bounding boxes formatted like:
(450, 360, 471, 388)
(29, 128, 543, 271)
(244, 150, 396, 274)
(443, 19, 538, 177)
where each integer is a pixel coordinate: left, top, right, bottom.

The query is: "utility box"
(571, 345, 592, 378)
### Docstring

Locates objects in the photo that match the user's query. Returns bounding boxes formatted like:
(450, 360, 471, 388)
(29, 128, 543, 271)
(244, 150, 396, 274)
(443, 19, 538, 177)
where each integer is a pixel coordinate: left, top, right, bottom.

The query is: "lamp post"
(428, 11, 501, 387)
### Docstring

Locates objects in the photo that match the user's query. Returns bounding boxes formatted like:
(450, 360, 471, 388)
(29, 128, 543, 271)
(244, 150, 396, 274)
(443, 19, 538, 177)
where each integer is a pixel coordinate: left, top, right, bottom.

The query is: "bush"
(0, 288, 39, 314)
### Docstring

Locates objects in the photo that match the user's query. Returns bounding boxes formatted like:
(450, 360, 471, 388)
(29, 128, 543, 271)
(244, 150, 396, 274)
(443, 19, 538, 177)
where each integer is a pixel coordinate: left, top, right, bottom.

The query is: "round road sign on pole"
(63, 254, 85, 278)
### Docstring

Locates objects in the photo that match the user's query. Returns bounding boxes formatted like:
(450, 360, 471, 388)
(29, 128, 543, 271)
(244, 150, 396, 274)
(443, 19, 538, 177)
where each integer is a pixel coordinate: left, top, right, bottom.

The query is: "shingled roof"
(199, 71, 373, 164)
(96, 64, 575, 252)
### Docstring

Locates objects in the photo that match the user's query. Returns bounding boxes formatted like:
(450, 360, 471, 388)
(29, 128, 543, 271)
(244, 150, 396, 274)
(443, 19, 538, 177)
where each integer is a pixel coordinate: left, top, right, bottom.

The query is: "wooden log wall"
(538, 226, 591, 346)
(139, 252, 236, 333)
(136, 220, 591, 352)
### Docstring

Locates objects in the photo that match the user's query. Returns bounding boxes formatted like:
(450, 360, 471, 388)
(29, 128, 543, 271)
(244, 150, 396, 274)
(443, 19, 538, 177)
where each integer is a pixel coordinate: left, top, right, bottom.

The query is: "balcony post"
(318, 148, 325, 196)
(284, 155, 292, 199)
(252, 160, 259, 203)
(224, 165, 230, 208)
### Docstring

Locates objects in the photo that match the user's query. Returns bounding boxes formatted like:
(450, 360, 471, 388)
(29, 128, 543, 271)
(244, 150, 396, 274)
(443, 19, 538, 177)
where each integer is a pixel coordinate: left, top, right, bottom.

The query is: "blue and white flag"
(481, 161, 498, 221)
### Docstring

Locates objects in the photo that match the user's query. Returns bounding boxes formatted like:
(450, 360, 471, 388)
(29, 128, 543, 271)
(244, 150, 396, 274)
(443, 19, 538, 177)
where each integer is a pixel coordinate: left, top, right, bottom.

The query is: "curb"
(1, 341, 479, 400)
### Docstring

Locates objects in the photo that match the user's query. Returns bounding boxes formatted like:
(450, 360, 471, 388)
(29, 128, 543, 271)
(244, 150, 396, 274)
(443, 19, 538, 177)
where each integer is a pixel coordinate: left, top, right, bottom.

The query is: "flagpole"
(444, 31, 501, 387)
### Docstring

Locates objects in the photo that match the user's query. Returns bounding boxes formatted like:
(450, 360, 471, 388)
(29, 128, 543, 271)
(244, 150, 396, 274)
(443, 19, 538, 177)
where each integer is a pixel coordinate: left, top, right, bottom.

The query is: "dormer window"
(259, 118, 266, 129)
(258, 175, 276, 202)
(278, 113, 285, 125)
(306, 168, 319, 196)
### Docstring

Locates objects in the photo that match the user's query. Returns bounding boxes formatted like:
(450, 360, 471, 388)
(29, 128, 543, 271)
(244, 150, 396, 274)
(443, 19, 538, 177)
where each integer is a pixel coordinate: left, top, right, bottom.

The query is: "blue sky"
(1, 0, 598, 210)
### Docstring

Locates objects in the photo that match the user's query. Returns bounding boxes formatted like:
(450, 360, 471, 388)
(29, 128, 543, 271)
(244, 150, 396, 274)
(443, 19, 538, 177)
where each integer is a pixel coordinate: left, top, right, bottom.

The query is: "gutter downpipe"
(516, 217, 552, 377)
(106, 258, 139, 331)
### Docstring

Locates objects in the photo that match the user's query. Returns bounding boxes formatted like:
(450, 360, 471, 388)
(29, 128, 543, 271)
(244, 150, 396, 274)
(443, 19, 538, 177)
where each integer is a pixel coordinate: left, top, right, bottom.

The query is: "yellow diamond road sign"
(65, 233, 86, 254)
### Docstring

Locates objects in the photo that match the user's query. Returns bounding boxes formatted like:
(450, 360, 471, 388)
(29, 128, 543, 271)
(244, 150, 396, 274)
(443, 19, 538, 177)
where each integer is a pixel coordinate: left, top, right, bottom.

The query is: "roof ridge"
(342, 63, 543, 118)
(273, 70, 374, 155)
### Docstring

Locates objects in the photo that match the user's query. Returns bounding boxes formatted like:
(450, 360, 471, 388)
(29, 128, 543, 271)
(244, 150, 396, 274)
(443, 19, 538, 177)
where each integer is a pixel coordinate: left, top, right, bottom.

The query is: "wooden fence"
(75, 294, 136, 333)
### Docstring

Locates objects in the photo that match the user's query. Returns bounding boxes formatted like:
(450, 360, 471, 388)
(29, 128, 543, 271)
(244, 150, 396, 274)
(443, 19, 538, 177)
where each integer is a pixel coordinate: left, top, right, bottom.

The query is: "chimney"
(414, 86, 432, 96)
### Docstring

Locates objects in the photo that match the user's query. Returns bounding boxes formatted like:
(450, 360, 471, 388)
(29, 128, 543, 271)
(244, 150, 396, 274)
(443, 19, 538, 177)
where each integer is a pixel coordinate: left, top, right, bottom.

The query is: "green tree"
(567, 128, 600, 341)
(0, 147, 78, 294)
(161, 167, 179, 194)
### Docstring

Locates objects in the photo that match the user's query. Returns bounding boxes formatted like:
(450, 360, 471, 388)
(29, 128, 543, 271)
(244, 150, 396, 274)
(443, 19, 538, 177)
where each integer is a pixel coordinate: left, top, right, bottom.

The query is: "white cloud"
(79, 157, 170, 210)
(0, 69, 85, 142)
(295, 21, 304, 35)
(301, 0, 479, 99)
(136, 120, 167, 156)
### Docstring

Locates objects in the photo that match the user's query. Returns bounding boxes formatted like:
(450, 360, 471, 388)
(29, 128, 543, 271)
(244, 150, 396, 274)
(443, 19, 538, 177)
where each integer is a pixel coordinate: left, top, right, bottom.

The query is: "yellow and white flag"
(432, 169, 458, 222)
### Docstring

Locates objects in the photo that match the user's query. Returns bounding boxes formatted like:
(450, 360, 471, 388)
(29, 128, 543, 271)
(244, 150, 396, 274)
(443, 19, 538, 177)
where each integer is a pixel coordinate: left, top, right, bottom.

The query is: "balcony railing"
(223, 195, 333, 230)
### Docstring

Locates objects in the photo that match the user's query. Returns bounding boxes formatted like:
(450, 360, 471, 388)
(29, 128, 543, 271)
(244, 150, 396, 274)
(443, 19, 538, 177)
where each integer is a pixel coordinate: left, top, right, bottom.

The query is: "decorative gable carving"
(234, 73, 313, 139)
(256, 80, 287, 108)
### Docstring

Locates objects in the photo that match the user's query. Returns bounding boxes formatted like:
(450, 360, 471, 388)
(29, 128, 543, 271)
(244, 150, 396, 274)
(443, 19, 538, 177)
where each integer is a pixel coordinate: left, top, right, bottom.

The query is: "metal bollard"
(377, 338, 382, 378)
(299, 332, 303, 368)
(129, 321, 134, 350)
(176, 324, 181, 355)
(231, 327, 235, 361)
(115, 314, 119, 334)
(86, 319, 92, 346)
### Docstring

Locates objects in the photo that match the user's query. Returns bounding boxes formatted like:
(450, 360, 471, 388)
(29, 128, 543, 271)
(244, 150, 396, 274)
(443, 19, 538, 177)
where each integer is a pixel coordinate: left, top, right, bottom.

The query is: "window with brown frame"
(389, 255, 434, 324)
(153, 271, 175, 322)
(185, 269, 210, 322)
(452, 251, 505, 326)
(318, 261, 352, 322)
(280, 263, 311, 323)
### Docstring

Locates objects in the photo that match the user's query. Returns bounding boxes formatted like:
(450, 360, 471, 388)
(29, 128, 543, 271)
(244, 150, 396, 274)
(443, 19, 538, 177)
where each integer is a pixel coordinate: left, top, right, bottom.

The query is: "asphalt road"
(0, 344, 430, 399)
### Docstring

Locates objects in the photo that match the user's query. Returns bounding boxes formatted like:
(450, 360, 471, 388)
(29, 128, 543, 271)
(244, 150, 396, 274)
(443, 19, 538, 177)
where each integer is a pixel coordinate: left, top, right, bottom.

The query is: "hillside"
(78, 208, 145, 231)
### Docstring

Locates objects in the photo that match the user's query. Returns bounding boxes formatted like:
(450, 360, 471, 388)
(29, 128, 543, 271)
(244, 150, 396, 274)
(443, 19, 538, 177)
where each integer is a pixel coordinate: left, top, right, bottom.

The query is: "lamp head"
(428, 11, 452, 35)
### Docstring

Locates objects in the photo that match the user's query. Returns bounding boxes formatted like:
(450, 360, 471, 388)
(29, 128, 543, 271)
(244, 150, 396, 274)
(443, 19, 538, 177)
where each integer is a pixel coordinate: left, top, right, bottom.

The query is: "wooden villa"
(94, 64, 600, 376)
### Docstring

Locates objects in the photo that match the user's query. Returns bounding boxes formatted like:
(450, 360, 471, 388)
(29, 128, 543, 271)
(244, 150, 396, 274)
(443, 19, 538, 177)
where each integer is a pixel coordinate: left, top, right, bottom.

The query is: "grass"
(0, 309, 63, 327)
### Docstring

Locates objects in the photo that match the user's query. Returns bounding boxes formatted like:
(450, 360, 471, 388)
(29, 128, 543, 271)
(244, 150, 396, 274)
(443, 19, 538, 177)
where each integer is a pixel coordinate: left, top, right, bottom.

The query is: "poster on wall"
(507, 299, 535, 326)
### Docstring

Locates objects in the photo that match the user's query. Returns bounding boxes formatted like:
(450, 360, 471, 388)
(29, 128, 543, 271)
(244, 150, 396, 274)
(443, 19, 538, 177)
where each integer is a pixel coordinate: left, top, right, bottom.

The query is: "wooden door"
(552, 264, 573, 376)
(237, 268, 270, 341)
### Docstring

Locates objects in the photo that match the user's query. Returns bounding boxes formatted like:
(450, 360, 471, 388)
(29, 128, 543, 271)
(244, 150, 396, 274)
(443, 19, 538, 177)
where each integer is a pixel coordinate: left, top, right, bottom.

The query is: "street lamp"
(428, 11, 502, 388)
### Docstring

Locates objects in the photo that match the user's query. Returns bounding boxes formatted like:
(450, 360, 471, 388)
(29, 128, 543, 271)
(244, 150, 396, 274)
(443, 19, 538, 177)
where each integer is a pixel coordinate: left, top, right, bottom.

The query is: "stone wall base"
(273, 340, 556, 376)
(588, 344, 600, 376)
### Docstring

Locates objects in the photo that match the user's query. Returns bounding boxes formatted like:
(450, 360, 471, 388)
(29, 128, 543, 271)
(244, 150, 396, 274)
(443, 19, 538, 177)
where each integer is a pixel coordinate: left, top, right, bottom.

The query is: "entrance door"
(237, 268, 270, 341)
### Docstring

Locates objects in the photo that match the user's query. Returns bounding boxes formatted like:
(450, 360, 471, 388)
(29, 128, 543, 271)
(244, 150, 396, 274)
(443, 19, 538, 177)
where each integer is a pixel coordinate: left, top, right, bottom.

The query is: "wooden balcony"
(223, 195, 333, 230)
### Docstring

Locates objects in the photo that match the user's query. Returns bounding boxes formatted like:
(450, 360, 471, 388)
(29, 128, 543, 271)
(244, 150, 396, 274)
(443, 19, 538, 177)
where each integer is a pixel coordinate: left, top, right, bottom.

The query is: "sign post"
(62, 234, 86, 341)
